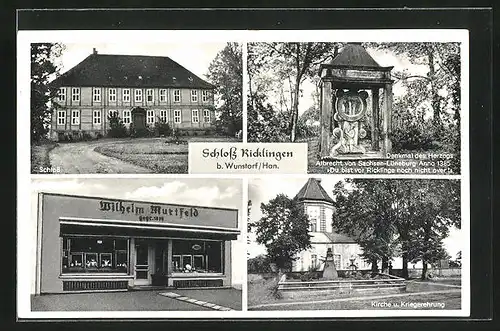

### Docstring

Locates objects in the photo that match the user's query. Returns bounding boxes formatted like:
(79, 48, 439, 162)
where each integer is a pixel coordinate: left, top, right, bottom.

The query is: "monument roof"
(329, 42, 381, 68)
(294, 178, 334, 204)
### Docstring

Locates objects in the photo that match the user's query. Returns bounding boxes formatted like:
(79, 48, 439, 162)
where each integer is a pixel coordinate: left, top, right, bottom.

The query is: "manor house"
(49, 48, 215, 141)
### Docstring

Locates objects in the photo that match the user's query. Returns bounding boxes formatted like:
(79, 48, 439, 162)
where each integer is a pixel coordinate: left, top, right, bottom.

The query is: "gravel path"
(49, 140, 153, 174)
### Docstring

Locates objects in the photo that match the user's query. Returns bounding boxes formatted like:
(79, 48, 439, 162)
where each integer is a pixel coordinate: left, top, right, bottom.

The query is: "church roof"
(51, 52, 215, 89)
(310, 232, 357, 244)
(294, 178, 334, 204)
(330, 42, 381, 68)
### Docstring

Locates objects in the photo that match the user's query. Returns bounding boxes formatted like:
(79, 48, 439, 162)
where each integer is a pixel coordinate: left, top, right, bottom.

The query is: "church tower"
(294, 178, 335, 233)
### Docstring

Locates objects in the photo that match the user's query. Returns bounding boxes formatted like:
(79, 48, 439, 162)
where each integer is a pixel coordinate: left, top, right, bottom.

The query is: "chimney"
(93, 48, 98, 55)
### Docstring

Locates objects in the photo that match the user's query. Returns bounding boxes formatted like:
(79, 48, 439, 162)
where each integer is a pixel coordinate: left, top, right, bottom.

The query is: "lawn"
(30, 140, 58, 173)
(301, 137, 459, 175)
(94, 136, 239, 173)
(248, 274, 462, 311)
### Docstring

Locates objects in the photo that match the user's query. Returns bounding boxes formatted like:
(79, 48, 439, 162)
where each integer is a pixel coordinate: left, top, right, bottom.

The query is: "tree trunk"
(248, 76, 254, 111)
(370, 257, 378, 276)
(402, 252, 409, 279)
(421, 259, 428, 280)
(381, 256, 389, 274)
(290, 78, 300, 142)
(428, 49, 441, 127)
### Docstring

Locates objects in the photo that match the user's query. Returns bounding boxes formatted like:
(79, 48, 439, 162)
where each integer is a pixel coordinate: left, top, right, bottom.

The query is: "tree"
(250, 194, 311, 272)
(332, 179, 399, 274)
(332, 179, 460, 279)
(207, 42, 243, 136)
(247, 94, 290, 142)
(367, 42, 460, 129)
(31, 43, 65, 143)
(406, 180, 460, 279)
(248, 42, 337, 141)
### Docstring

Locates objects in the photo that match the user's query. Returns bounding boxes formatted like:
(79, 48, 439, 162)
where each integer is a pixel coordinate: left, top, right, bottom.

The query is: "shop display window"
(172, 240, 223, 273)
(62, 237, 129, 274)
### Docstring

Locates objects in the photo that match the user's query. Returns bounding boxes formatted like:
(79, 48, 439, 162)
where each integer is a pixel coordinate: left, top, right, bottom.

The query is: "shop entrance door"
(134, 242, 151, 286)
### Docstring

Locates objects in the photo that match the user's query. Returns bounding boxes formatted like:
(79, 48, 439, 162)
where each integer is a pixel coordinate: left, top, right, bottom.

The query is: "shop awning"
(59, 217, 240, 241)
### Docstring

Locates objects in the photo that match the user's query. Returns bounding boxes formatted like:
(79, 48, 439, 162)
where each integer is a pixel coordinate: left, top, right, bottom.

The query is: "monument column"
(320, 77, 333, 158)
(382, 83, 393, 156)
(371, 88, 380, 151)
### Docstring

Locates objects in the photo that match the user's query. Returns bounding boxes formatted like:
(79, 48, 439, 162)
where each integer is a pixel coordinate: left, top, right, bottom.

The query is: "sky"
(56, 42, 228, 82)
(26, 178, 245, 292)
(251, 45, 429, 116)
(247, 177, 463, 263)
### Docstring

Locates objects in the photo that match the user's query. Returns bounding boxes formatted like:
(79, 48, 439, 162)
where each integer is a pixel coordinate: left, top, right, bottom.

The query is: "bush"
(82, 132, 93, 141)
(155, 120, 172, 137)
(107, 113, 128, 138)
(391, 121, 435, 151)
(248, 255, 273, 273)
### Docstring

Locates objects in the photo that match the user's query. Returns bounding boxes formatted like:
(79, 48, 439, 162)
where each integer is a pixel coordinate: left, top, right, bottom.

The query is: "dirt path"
(49, 140, 153, 174)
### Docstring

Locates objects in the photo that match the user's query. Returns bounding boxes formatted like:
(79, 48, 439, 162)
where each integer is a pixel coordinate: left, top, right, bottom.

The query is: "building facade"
(34, 193, 239, 294)
(292, 178, 371, 272)
(50, 49, 216, 141)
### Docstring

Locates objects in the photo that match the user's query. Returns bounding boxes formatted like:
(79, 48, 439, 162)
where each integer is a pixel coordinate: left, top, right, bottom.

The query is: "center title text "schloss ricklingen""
(202, 147, 293, 161)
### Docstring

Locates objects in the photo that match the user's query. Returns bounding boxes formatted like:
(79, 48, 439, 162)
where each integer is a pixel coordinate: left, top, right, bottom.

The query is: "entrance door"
(134, 242, 151, 286)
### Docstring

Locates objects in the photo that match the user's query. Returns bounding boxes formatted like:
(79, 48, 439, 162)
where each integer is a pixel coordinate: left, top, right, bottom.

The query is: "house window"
(61, 237, 129, 274)
(203, 109, 210, 123)
(58, 88, 66, 102)
(171, 240, 223, 273)
(191, 90, 198, 102)
(310, 219, 317, 232)
(71, 110, 80, 125)
(310, 254, 318, 271)
(159, 89, 167, 102)
(173, 89, 180, 102)
(191, 109, 199, 123)
(146, 89, 154, 102)
(202, 90, 209, 102)
(71, 88, 80, 102)
(123, 110, 131, 124)
(108, 109, 118, 119)
(135, 89, 142, 102)
(147, 110, 155, 124)
(57, 110, 66, 125)
(333, 254, 342, 270)
(109, 88, 116, 102)
(174, 110, 181, 123)
(93, 88, 101, 102)
(123, 89, 130, 102)
(93, 110, 101, 124)
(159, 110, 167, 123)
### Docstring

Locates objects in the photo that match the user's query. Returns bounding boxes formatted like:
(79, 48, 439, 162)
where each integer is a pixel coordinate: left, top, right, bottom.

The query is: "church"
(292, 178, 371, 272)
(49, 48, 216, 141)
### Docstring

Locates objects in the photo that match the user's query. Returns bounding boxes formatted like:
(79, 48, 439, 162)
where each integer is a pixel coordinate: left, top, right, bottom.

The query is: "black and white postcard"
(17, 29, 470, 319)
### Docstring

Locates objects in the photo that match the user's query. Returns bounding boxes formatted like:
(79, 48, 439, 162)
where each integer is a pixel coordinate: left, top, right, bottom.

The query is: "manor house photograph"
(30, 42, 243, 174)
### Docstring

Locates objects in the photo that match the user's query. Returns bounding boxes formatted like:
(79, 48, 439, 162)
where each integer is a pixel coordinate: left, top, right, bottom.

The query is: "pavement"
(48, 140, 152, 174)
(31, 288, 242, 311)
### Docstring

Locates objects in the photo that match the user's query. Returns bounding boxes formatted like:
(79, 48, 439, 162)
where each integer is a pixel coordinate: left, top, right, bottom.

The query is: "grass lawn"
(94, 136, 239, 173)
(248, 274, 462, 311)
(301, 137, 459, 175)
(31, 140, 58, 173)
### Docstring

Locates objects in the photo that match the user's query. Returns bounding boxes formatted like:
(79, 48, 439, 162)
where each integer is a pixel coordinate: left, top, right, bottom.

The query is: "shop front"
(35, 193, 239, 294)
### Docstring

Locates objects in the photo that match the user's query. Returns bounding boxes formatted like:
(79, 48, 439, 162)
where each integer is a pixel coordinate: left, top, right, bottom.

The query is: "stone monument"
(320, 248, 339, 280)
(318, 43, 394, 159)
